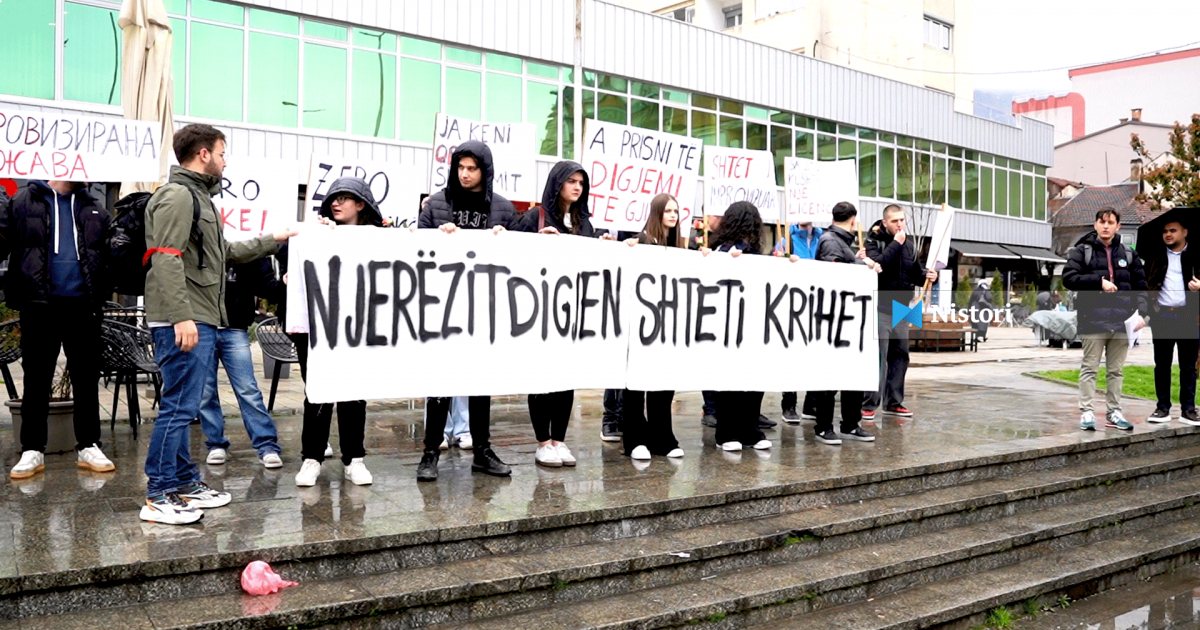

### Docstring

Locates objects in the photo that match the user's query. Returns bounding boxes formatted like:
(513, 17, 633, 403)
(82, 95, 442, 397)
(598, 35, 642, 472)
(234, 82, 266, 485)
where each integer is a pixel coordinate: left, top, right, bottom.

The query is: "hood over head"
(318, 177, 383, 227)
(446, 140, 495, 203)
(541, 160, 590, 217)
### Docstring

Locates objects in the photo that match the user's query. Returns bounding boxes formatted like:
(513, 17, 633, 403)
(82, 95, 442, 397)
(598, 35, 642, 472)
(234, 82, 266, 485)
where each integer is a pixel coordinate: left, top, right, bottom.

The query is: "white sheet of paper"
(1124, 311, 1143, 348)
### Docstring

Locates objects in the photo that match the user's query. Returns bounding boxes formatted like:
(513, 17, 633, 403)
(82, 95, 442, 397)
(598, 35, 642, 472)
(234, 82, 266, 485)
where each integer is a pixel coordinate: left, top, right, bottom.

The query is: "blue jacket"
(790, 225, 823, 260)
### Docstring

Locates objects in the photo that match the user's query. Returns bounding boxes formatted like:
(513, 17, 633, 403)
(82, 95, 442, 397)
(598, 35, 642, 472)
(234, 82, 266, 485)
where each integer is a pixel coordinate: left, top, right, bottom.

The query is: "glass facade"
(2, 0, 1048, 220)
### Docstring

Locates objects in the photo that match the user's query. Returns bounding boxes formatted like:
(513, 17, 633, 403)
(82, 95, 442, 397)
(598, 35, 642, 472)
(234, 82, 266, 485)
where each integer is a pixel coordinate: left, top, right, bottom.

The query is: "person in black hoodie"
(511, 160, 614, 467)
(416, 140, 514, 482)
(1062, 207, 1148, 432)
(862, 204, 938, 420)
(197, 256, 286, 469)
(292, 177, 382, 489)
(1, 180, 115, 480)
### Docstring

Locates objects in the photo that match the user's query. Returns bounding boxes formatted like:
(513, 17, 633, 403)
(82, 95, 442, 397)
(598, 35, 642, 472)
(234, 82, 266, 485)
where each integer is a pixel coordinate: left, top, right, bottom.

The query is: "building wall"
(1070, 51, 1200, 134)
(1049, 124, 1173, 185)
(1011, 98, 1079, 147)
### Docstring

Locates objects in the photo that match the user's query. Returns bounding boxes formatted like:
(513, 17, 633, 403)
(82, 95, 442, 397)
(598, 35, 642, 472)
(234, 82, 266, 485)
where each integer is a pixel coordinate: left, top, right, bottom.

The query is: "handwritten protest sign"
(286, 229, 878, 401)
(582, 120, 703, 235)
(784, 157, 858, 224)
(0, 109, 160, 182)
(215, 159, 299, 242)
(305, 155, 425, 228)
(703, 146, 780, 222)
(430, 113, 536, 202)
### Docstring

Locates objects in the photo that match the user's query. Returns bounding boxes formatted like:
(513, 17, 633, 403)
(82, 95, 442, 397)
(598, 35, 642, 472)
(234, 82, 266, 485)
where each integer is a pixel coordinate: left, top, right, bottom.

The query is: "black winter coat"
(864, 219, 926, 294)
(418, 140, 516, 230)
(1143, 245, 1199, 321)
(816, 225, 863, 264)
(0, 182, 111, 311)
(225, 257, 286, 330)
(512, 160, 599, 237)
(1062, 231, 1149, 334)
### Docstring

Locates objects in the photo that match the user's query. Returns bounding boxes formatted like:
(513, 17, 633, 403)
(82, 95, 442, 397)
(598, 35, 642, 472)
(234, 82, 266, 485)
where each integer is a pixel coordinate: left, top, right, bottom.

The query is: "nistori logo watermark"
(891, 300, 1012, 329)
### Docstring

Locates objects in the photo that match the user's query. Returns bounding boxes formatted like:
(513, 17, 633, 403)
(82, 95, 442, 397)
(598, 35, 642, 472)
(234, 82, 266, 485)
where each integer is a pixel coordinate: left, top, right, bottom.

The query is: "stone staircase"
(18, 428, 1200, 629)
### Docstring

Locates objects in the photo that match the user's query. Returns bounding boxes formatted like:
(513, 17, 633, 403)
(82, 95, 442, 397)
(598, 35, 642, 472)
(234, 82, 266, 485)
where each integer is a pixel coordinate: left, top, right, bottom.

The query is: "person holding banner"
(862, 204, 938, 421)
(416, 140, 514, 482)
(621, 193, 686, 461)
(811, 202, 880, 445)
(512, 160, 615, 467)
(781, 221, 825, 424)
(292, 177, 382, 489)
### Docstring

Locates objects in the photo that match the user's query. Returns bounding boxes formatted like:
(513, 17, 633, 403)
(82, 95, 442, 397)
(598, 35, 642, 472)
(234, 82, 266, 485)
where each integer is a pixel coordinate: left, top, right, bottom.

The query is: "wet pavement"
(1022, 563, 1200, 630)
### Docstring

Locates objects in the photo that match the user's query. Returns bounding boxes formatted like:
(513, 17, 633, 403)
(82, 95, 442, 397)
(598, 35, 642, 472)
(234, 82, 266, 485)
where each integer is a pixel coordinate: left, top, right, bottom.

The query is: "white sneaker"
(261, 452, 283, 469)
(720, 442, 743, 452)
(631, 459, 651, 471)
(10, 450, 44, 479)
(457, 433, 474, 450)
(295, 459, 322, 487)
(77, 445, 115, 473)
(139, 493, 203, 525)
(177, 481, 231, 509)
(324, 443, 334, 458)
(752, 439, 772, 450)
(535, 444, 562, 467)
(206, 448, 227, 465)
(666, 448, 685, 458)
(630, 445, 652, 460)
(344, 458, 373, 485)
(439, 437, 449, 450)
(555, 443, 577, 466)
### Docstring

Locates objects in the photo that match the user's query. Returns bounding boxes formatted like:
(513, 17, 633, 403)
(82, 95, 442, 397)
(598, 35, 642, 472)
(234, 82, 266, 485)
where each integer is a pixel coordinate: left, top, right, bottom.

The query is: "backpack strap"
(143, 183, 206, 268)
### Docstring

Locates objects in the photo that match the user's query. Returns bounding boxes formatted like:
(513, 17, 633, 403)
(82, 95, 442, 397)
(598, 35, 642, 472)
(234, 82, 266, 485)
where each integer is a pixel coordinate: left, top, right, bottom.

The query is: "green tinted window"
(305, 20, 347, 41)
(993, 170, 1007, 215)
(980, 166, 993, 212)
(719, 116, 743, 148)
(949, 146, 963, 158)
(918, 139, 932, 151)
(896, 149, 913, 202)
(191, 23, 244, 121)
(817, 134, 836, 161)
(746, 122, 766, 151)
(915, 153, 932, 204)
(303, 43, 347, 130)
(692, 94, 716, 110)
(485, 72, 522, 123)
(582, 89, 594, 119)
(796, 116, 815, 129)
(248, 33, 299, 127)
(64, 3, 122, 105)
(193, 0, 243, 24)
(1009, 171, 1021, 216)
(839, 137, 855, 160)
(879, 133, 895, 144)
(719, 99, 743, 115)
(446, 46, 481, 65)
(170, 17, 186, 112)
(163, 0, 187, 15)
(691, 110, 716, 146)
(526, 81, 558, 156)
(816, 119, 836, 133)
(353, 29, 396, 51)
(598, 74, 627, 93)
(663, 89, 688, 104)
(859, 142, 877, 197)
(631, 99, 659, 130)
(663, 106, 688, 136)
(948, 159, 962, 208)
(897, 135, 913, 148)
(486, 53, 521, 73)
(527, 61, 558, 79)
(445, 67, 482, 120)
(352, 50, 396, 137)
(858, 128, 877, 141)
(770, 126, 791, 186)
(250, 9, 298, 34)
(0, 0, 54, 98)
(746, 106, 769, 120)
(632, 81, 659, 99)
(965, 162, 979, 211)
(562, 86, 575, 158)
(1021, 175, 1033, 218)
(878, 147, 895, 199)
(932, 142, 946, 154)
(401, 36, 440, 60)
(582, 71, 595, 87)
(1035, 177, 1047, 220)
(597, 93, 626, 124)
(932, 157, 946, 205)
(770, 111, 792, 125)
(795, 132, 814, 160)
(399, 57, 439, 141)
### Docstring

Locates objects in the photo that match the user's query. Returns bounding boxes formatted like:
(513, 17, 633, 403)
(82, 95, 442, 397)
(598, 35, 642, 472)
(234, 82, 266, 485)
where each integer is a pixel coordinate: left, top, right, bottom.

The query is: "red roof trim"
(1069, 47, 1200, 77)
(1012, 92, 1086, 140)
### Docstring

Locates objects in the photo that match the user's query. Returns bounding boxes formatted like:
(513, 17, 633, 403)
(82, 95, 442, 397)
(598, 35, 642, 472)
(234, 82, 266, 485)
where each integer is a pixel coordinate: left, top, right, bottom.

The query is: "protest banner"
(430, 113, 537, 202)
(0, 108, 161, 182)
(703, 146, 781, 222)
(305, 155, 425, 228)
(582, 119, 703, 235)
(286, 229, 878, 401)
(784, 157, 858, 224)
(215, 158, 299, 242)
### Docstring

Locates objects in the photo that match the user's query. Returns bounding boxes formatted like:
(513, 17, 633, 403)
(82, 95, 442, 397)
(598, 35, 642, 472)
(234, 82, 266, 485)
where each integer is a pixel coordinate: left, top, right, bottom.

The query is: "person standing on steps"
(416, 140, 515, 482)
(1143, 219, 1197, 424)
(781, 220, 824, 424)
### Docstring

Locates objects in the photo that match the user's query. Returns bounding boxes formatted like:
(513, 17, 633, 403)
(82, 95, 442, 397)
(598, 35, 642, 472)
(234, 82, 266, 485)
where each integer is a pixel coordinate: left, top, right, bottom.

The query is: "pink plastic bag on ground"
(241, 560, 298, 595)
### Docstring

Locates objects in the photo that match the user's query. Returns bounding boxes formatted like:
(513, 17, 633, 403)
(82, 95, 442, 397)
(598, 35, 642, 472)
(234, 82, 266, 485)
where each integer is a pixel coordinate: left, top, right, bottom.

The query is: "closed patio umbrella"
(118, 0, 173, 196)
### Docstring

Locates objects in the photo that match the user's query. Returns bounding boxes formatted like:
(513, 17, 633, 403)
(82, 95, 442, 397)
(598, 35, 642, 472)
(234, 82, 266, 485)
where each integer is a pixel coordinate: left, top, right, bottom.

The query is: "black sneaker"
(781, 408, 800, 423)
(757, 414, 777, 429)
(840, 427, 876, 442)
(814, 430, 842, 445)
(701, 414, 718, 427)
(1148, 408, 1171, 423)
(600, 419, 622, 442)
(472, 447, 512, 477)
(416, 449, 440, 482)
(1180, 409, 1200, 426)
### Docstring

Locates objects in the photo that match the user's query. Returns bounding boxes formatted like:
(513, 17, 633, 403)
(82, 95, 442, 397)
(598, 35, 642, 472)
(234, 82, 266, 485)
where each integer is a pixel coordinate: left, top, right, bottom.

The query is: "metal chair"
(99, 319, 160, 439)
(255, 317, 298, 412)
(0, 319, 21, 400)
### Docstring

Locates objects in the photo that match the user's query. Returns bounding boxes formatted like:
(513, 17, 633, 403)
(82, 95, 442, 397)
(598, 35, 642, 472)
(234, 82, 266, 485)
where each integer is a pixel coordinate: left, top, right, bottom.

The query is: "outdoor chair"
(255, 317, 299, 412)
(99, 319, 160, 438)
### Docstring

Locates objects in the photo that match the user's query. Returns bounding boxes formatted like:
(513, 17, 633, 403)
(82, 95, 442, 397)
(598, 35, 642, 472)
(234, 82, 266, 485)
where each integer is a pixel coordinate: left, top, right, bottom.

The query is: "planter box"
(6, 400, 76, 454)
(262, 355, 291, 380)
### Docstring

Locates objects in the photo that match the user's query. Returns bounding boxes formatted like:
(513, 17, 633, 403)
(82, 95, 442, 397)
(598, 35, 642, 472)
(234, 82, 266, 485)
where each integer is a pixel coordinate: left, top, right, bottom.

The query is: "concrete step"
(22, 434, 1200, 629)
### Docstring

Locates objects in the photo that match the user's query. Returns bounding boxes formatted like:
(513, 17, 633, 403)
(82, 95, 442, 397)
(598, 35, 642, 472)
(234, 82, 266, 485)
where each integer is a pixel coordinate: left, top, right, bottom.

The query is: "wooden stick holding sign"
(918, 203, 957, 307)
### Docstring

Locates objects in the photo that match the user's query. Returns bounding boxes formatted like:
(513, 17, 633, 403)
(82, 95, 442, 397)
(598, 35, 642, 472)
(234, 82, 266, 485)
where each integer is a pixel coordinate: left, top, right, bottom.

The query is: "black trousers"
(714, 391, 765, 446)
(424, 396, 492, 451)
(810, 390, 865, 434)
(702, 390, 718, 416)
(1152, 310, 1199, 411)
(528, 389, 574, 442)
(620, 390, 678, 456)
(864, 304, 910, 410)
(781, 392, 816, 415)
(291, 333, 366, 464)
(603, 388, 623, 422)
(19, 299, 102, 452)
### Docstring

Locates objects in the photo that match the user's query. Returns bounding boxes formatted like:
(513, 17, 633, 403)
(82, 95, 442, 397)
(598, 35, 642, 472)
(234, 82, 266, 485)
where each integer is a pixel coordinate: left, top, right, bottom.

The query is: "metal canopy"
(950, 239, 1022, 260)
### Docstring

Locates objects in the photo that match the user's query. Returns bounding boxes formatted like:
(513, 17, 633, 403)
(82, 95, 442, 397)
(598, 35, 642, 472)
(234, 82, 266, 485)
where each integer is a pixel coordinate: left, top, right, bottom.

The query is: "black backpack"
(108, 184, 205, 296)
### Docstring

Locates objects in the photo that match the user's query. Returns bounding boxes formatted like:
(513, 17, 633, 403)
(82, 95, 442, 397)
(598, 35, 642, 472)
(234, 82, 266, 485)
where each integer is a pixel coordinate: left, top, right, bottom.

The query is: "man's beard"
(204, 160, 223, 179)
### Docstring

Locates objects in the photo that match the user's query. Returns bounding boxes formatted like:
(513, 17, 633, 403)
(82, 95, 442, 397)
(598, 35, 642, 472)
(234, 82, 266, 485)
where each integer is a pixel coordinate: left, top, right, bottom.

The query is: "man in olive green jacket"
(140, 123, 296, 526)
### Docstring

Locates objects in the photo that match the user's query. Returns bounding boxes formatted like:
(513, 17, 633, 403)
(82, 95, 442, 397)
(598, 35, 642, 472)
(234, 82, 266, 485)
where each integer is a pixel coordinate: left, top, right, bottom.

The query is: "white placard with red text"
(304, 155, 425, 228)
(582, 119, 702, 235)
(784, 157, 858, 224)
(215, 159, 299, 242)
(430, 113, 537, 202)
(0, 108, 161, 182)
(703, 146, 781, 222)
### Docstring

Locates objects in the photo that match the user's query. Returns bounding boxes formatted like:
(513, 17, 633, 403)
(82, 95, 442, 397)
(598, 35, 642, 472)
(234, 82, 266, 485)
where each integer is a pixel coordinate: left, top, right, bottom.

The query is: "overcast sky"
(972, 0, 1200, 96)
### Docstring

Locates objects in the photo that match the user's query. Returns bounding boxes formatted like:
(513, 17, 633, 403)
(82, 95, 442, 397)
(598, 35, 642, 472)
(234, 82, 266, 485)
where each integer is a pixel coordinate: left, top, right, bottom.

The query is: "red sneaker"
(861, 409, 876, 420)
(884, 405, 913, 417)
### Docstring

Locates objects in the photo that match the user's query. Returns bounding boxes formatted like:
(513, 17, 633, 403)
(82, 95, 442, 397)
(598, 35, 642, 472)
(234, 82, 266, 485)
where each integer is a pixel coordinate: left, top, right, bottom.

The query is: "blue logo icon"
(892, 300, 924, 328)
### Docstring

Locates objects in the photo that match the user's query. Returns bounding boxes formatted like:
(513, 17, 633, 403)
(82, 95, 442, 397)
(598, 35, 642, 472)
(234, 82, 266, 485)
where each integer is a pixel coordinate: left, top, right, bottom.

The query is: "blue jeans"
(425, 396, 469, 440)
(199, 328, 281, 457)
(145, 324, 217, 497)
